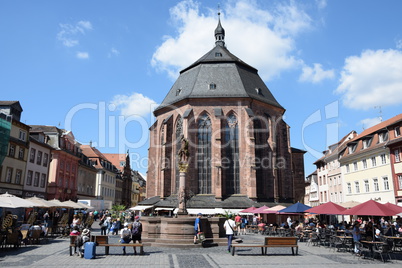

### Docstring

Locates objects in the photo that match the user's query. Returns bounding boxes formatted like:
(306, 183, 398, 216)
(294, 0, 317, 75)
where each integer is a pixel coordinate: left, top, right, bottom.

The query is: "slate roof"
(30, 125, 65, 135)
(0, 100, 22, 108)
(154, 21, 283, 113)
(138, 195, 292, 209)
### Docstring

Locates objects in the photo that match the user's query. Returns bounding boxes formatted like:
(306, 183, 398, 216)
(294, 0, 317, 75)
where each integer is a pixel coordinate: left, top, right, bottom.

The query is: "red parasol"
(239, 206, 256, 213)
(305, 201, 347, 215)
(250, 205, 270, 214)
(383, 202, 402, 214)
(340, 199, 398, 216)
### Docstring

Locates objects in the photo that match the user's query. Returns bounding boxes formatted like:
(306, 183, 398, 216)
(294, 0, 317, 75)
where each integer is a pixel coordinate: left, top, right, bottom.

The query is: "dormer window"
(209, 83, 216, 90)
(395, 126, 401, 137)
(255, 87, 263, 96)
(362, 137, 372, 149)
(348, 142, 357, 154)
(176, 88, 182, 96)
(215, 52, 222, 57)
(378, 131, 388, 143)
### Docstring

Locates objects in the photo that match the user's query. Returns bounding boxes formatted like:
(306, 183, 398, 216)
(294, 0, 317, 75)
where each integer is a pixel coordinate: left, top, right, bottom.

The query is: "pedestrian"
(106, 214, 112, 235)
(240, 216, 247, 235)
(235, 214, 242, 235)
(131, 216, 143, 255)
(224, 214, 236, 253)
(120, 222, 132, 255)
(99, 214, 108, 235)
(43, 211, 50, 227)
(194, 213, 202, 244)
(351, 221, 361, 255)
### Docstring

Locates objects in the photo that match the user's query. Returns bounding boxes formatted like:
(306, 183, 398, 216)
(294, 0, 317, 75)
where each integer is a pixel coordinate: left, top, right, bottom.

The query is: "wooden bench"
(231, 237, 298, 256)
(92, 235, 144, 255)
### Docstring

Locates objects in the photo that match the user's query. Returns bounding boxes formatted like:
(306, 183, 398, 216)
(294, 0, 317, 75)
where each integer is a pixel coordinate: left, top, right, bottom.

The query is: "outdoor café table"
(384, 236, 402, 252)
(361, 240, 384, 259)
(336, 236, 353, 251)
(247, 225, 258, 234)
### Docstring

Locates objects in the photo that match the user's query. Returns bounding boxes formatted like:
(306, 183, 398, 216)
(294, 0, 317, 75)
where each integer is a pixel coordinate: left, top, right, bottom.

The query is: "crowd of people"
(68, 209, 142, 256)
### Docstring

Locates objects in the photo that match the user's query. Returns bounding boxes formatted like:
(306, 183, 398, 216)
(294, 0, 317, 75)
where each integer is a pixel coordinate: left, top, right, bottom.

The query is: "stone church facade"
(145, 17, 305, 210)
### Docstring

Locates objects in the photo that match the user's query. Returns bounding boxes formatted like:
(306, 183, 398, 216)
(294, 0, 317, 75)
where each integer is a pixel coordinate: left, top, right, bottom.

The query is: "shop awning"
(154, 207, 175, 211)
(184, 208, 246, 215)
(129, 205, 153, 211)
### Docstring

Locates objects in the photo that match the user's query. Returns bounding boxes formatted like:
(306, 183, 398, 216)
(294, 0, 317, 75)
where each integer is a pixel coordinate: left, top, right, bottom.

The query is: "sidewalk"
(1, 226, 401, 268)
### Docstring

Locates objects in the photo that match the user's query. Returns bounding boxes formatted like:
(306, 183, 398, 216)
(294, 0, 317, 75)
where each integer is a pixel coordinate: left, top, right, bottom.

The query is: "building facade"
(104, 152, 134, 208)
(76, 153, 97, 201)
(313, 131, 356, 205)
(305, 171, 319, 207)
(81, 145, 119, 209)
(384, 116, 402, 206)
(0, 101, 30, 197)
(339, 116, 399, 204)
(22, 132, 52, 199)
(30, 126, 81, 201)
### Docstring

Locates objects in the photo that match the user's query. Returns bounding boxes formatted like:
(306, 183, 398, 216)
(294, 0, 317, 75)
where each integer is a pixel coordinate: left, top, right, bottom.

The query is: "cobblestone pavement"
(1, 227, 401, 268)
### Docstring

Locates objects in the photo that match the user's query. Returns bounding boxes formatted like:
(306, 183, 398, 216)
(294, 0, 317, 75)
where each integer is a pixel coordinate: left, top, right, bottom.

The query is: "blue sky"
(1, 0, 402, 179)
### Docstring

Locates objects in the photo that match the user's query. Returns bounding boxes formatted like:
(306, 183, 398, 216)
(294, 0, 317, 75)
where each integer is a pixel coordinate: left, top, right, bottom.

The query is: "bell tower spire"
(214, 10, 225, 47)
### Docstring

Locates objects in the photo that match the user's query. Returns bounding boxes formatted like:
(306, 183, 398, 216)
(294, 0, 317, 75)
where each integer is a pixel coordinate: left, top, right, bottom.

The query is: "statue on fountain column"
(177, 135, 189, 214)
(178, 135, 189, 165)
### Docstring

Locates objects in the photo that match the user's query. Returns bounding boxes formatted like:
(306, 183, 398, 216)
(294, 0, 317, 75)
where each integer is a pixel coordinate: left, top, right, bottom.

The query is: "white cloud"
(316, 0, 327, 10)
(112, 92, 158, 117)
(335, 49, 402, 110)
(77, 21, 93, 31)
(76, 52, 89, 59)
(299, 63, 335, 83)
(396, 39, 402, 49)
(108, 47, 120, 58)
(151, 0, 313, 81)
(57, 20, 93, 47)
(359, 117, 382, 130)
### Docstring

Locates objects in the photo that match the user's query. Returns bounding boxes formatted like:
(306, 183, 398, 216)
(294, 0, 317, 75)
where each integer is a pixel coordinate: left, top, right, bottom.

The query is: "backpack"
(132, 222, 141, 236)
(122, 228, 131, 239)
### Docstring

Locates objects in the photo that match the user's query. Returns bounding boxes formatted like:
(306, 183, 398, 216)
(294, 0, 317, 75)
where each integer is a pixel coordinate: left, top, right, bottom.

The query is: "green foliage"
(223, 209, 235, 219)
(111, 204, 126, 220)
(112, 204, 126, 212)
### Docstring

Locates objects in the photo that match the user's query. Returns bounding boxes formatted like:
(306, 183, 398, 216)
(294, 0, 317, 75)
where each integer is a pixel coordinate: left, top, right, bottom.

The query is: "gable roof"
(350, 113, 402, 142)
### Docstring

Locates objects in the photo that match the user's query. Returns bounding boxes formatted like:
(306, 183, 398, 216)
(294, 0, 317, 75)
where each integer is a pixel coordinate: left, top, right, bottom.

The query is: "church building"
(144, 16, 306, 212)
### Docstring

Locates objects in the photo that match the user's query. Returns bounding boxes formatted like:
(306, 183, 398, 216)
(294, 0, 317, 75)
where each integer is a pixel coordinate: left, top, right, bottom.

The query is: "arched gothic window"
(197, 114, 211, 194)
(175, 116, 183, 193)
(254, 117, 271, 198)
(254, 119, 265, 196)
(223, 114, 239, 194)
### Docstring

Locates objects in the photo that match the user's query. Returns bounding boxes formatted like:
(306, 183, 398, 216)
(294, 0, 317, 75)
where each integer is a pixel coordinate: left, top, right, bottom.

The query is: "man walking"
(224, 214, 236, 253)
(194, 213, 202, 244)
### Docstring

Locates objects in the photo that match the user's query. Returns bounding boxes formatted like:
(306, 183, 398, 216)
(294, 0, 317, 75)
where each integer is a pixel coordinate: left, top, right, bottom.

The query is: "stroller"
(75, 229, 91, 257)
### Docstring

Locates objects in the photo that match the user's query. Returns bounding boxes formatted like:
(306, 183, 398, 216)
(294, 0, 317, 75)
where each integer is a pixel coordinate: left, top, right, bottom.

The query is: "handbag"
(197, 232, 205, 242)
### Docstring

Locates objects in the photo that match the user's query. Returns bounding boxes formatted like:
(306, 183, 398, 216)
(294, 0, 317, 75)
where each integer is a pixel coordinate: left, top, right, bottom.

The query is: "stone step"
(143, 238, 228, 247)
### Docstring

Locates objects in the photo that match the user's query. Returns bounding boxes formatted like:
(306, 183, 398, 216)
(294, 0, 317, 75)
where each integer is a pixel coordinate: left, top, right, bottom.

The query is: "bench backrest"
(92, 235, 108, 245)
(265, 237, 297, 245)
